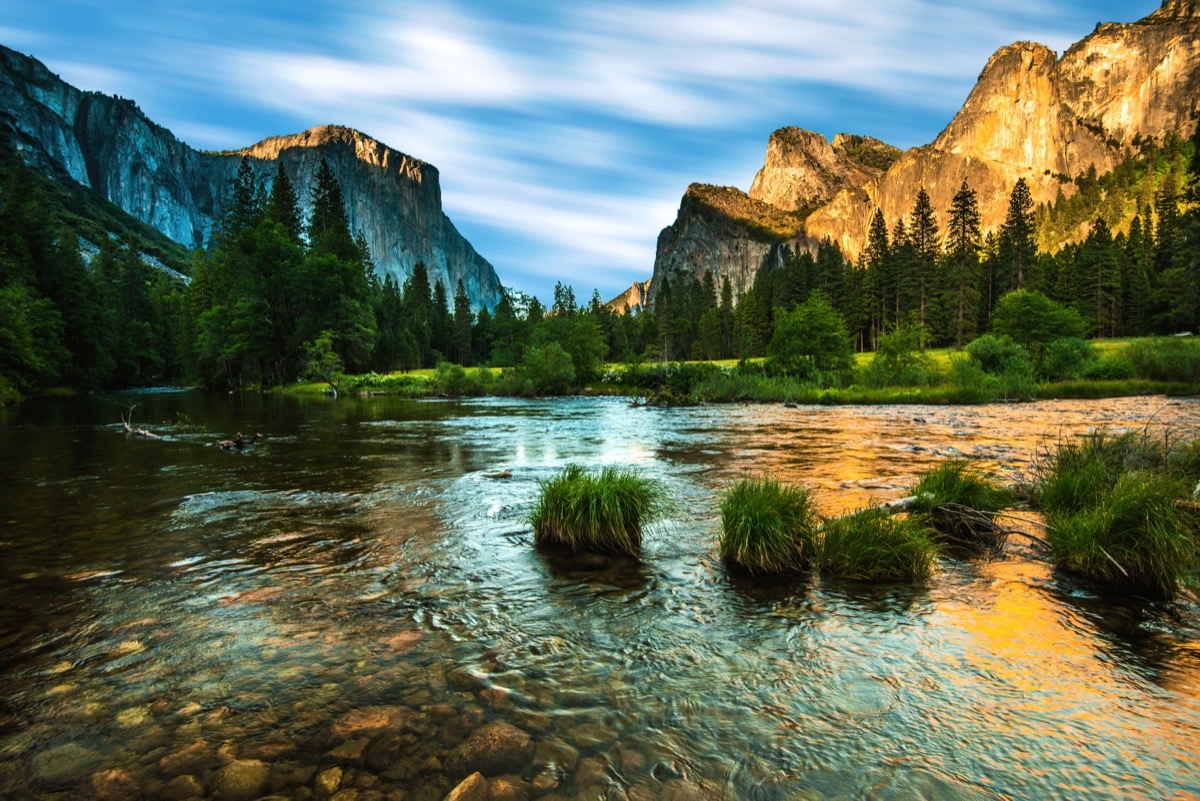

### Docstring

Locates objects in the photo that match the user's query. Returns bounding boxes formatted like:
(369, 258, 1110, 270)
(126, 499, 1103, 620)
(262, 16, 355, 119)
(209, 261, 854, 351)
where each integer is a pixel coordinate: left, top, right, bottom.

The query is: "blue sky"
(3, 0, 1161, 302)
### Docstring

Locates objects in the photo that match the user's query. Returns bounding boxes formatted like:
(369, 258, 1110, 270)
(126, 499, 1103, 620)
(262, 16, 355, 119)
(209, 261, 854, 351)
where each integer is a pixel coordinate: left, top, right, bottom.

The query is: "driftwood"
(218, 432, 263, 451)
(835, 492, 1050, 550)
(483, 470, 513, 479)
(120, 404, 163, 440)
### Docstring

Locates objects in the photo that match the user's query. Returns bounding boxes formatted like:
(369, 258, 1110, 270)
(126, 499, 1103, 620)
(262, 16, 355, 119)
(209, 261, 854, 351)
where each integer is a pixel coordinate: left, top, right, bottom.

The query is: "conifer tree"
(997, 177, 1036, 293)
(944, 179, 983, 347)
(453, 278, 473, 365)
(265, 161, 302, 244)
(908, 188, 940, 327)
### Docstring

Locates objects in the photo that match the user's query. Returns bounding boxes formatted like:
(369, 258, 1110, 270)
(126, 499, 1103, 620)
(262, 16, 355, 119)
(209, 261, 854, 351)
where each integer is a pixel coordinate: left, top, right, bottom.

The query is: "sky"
(2, 0, 1162, 303)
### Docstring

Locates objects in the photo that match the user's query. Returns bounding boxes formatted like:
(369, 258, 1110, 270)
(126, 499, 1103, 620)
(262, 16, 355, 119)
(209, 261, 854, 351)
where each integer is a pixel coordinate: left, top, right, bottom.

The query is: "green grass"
(1047, 471, 1199, 599)
(908, 460, 1016, 547)
(718, 478, 819, 574)
(531, 465, 666, 555)
(818, 509, 940, 582)
(1036, 429, 1200, 599)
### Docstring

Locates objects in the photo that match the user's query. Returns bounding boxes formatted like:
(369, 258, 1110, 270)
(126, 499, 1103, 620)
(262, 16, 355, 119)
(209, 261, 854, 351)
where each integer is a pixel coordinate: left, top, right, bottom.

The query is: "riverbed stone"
(573, 757, 609, 787)
(444, 771, 488, 801)
(480, 687, 512, 709)
(209, 758, 270, 801)
(447, 667, 488, 692)
(316, 766, 344, 796)
(489, 774, 530, 801)
(444, 721, 534, 779)
(660, 778, 739, 801)
(331, 738, 371, 764)
(332, 706, 423, 742)
(617, 749, 646, 774)
(530, 770, 559, 797)
(533, 740, 579, 773)
(568, 722, 618, 751)
(30, 742, 104, 788)
(364, 732, 406, 772)
(161, 773, 204, 801)
(91, 767, 141, 800)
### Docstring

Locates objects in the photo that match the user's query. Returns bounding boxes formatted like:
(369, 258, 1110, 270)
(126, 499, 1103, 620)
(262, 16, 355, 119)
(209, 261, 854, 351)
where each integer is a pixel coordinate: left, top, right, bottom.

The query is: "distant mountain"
(645, 0, 1200, 305)
(0, 45, 504, 309)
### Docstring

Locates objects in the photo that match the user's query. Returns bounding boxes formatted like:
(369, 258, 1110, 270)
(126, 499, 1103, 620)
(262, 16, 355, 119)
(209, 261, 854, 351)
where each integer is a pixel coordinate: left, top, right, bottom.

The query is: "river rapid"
(1, 393, 1199, 800)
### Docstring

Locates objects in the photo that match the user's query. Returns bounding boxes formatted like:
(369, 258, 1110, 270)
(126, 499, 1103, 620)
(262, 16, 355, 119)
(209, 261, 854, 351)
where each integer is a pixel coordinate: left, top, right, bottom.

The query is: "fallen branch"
(120, 404, 163, 440)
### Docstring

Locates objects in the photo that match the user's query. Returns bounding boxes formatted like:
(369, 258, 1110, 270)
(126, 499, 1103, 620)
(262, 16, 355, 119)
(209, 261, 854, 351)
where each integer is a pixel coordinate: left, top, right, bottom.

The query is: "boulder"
(30, 742, 103, 789)
(209, 759, 270, 801)
(444, 722, 533, 779)
(444, 771, 488, 801)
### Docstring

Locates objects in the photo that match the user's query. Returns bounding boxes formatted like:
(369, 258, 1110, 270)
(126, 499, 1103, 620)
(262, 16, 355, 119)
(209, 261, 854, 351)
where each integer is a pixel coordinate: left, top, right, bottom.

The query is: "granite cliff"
(0, 45, 503, 309)
(647, 0, 1200, 303)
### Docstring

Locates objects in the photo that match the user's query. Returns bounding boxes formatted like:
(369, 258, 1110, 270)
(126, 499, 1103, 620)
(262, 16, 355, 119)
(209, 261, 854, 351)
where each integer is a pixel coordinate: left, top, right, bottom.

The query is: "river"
(1, 393, 1199, 800)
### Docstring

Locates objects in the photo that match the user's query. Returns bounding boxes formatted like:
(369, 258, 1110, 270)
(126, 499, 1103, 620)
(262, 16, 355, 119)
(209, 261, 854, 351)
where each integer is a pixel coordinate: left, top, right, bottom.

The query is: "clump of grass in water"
(719, 478, 818, 574)
(1036, 429, 1200, 599)
(531, 465, 666, 555)
(818, 508, 940, 582)
(909, 460, 1016, 546)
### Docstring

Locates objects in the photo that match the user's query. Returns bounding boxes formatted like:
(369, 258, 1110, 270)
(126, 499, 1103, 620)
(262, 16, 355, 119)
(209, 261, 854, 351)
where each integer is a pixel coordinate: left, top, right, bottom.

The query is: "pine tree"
(863, 208, 890, 337)
(944, 179, 982, 347)
(453, 278, 472, 365)
(997, 177, 1036, 294)
(265, 161, 302, 244)
(719, 276, 734, 358)
(908, 188, 940, 327)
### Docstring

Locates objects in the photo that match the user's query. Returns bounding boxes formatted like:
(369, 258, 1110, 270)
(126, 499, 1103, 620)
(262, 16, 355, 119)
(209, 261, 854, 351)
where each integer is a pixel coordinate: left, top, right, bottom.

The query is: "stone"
(159, 741, 212, 776)
(161, 774, 204, 801)
(444, 771, 488, 801)
(30, 742, 103, 788)
(91, 767, 141, 800)
(444, 721, 534, 780)
(567, 722, 618, 751)
(530, 771, 559, 797)
(480, 687, 511, 709)
(617, 749, 646, 774)
(660, 778, 739, 801)
(331, 706, 423, 742)
(487, 774, 530, 801)
(446, 667, 488, 693)
(331, 738, 371, 764)
(316, 767, 344, 797)
(532, 740, 579, 773)
(573, 757, 609, 787)
(209, 759, 270, 801)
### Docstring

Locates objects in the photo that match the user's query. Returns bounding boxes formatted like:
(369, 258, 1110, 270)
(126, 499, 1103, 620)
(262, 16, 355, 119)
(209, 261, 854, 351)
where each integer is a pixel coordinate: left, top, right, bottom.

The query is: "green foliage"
(910, 460, 1015, 514)
(718, 478, 818, 574)
(520, 342, 576, 395)
(766, 292, 853, 381)
(531, 465, 666, 555)
(1035, 428, 1200, 598)
(965, 334, 1034, 376)
(863, 323, 938, 388)
(1041, 337, 1096, 381)
(1125, 337, 1200, 384)
(990, 290, 1085, 361)
(818, 509, 939, 582)
(302, 330, 343, 394)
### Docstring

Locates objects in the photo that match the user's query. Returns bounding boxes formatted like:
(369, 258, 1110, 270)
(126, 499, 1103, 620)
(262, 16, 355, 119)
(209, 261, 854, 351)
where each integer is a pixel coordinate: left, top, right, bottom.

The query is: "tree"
(990, 289, 1085, 366)
(908, 188, 941, 327)
(997, 178, 1036, 293)
(765, 292, 853, 381)
(864, 208, 891, 333)
(453, 278, 472, 365)
(265, 161, 302, 244)
(303, 329, 343, 396)
(944, 179, 983, 347)
(552, 281, 577, 316)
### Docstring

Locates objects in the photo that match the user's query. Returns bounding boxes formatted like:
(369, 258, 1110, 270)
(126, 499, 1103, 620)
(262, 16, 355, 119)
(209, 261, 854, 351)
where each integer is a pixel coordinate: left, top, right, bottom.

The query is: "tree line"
(1, 127, 1197, 401)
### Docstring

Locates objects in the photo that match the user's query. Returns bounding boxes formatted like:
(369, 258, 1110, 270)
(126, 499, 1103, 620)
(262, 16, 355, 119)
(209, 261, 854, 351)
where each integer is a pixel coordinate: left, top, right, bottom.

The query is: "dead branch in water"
(119, 404, 163, 440)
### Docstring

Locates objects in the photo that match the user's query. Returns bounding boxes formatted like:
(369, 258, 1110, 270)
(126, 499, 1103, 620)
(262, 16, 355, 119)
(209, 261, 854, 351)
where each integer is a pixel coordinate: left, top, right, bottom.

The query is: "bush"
(719, 478, 818, 574)
(531, 465, 666, 555)
(521, 343, 576, 395)
(433, 362, 483, 396)
(1041, 337, 1096, 381)
(966, 334, 1033, 375)
(818, 509, 939, 582)
(990, 289, 1085, 361)
(766, 293, 854, 382)
(863, 324, 939, 388)
(1081, 354, 1136, 381)
(1126, 337, 1200, 384)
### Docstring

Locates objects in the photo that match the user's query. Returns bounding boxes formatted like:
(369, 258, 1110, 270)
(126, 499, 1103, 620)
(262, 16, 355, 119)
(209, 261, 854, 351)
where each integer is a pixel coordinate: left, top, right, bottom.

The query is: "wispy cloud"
(4, 0, 1161, 298)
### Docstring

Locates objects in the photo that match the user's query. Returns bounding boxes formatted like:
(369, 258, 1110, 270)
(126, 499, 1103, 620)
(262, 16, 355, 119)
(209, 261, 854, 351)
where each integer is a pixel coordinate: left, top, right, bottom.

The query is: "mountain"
(605, 279, 652, 314)
(0, 44, 503, 309)
(646, 0, 1200, 302)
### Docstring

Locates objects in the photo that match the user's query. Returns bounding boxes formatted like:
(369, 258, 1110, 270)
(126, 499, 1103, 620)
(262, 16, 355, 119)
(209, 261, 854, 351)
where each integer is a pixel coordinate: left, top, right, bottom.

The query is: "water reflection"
(1, 394, 1200, 798)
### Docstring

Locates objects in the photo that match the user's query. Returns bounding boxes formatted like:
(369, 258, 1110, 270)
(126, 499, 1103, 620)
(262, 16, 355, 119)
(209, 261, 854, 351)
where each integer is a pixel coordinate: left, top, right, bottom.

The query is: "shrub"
(1082, 354, 1136, 381)
(990, 289, 1085, 362)
(531, 465, 666, 555)
(818, 509, 939, 582)
(521, 343, 576, 395)
(766, 293, 854, 382)
(719, 478, 818, 574)
(1126, 337, 1200, 384)
(863, 323, 939, 388)
(966, 334, 1033, 376)
(1041, 337, 1096, 381)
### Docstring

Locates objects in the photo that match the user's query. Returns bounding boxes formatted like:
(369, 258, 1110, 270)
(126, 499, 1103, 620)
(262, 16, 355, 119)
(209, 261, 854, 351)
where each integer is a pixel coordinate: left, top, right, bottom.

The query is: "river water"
(1, 393, 1199, 800)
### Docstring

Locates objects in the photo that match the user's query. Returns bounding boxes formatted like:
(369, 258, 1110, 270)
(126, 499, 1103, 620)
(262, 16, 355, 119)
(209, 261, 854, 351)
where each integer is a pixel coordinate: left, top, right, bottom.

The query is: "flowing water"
(1, 393, 1200, 800)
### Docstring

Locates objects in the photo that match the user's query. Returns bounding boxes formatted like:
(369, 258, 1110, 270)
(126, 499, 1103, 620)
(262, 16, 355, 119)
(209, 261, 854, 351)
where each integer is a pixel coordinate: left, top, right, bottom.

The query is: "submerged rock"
(444, 721, 533, 779)
(90, 767, 141, 800)
(209, 758, 270, 801)
(30, 742, 103, 788)
(331, 706, 422, 742)
(488, 774, 530, 801)
(161, 773, 204, 801)
(444, 771, 487, 801)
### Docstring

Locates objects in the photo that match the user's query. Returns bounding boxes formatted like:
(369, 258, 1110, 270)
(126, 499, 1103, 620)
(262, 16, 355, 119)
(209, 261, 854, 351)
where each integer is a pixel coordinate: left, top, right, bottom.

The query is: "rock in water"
(209, 759, 270, 801)
(444, 721, 534, 779)
(30, 743, 103, 789)
(444, 772, 488, 801)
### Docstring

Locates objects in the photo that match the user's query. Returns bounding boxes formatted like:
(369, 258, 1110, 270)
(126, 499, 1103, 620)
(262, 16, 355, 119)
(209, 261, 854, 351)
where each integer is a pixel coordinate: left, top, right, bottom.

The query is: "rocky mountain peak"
(1149, 0, 1200, 21)
(748, 127, 897, 213)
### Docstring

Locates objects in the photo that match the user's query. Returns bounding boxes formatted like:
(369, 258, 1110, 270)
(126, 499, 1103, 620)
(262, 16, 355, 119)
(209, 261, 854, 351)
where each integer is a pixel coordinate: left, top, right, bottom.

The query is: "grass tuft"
(909, 460, 1016, 546)
(1047, 471, 1199, 599)
(531, 465, 666, 555)
(818, 509, 940, 582)
(719, 478, 818, 574)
